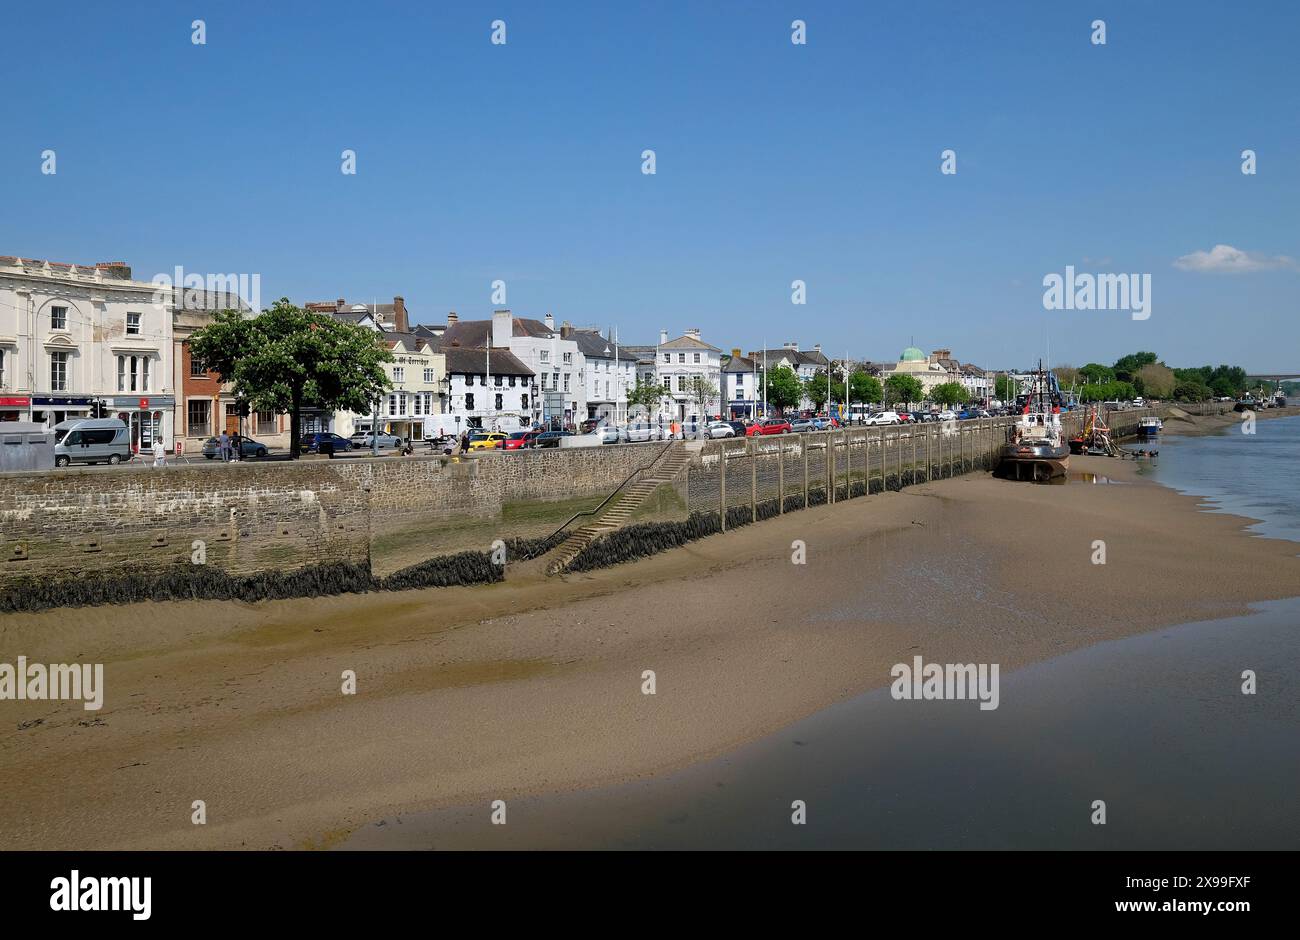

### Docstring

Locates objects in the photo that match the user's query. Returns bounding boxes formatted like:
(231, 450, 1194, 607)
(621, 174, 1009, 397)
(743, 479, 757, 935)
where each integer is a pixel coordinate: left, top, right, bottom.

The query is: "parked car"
(468, 432, 509, 451)
(789, 418, 818, 433)
(596, 425, 623, 444)
(896, 412, 914, 423)
(352, 431, 404, 449)
(300, 432, 353, 454)
(747, 418, 793, 436)
(935, 410, 957, 422)
(863, 411, 902, 426)
(534, 430, 573, 448)
(706, 421, 736, 438)
(624, 422, 667, 442)
(502, 430, 539, 450)
(201, 435, 269, 459)
(726, 420, 750, 437)
(53, 418, 132, 467)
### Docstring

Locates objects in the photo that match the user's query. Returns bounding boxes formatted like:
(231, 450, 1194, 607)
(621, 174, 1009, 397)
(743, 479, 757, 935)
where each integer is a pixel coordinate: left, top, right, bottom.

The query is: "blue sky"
(4, 0, 1297, 371)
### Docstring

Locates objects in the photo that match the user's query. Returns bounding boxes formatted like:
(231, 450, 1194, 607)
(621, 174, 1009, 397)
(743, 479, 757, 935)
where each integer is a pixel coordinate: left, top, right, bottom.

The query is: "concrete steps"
(545, 443, 690, 575)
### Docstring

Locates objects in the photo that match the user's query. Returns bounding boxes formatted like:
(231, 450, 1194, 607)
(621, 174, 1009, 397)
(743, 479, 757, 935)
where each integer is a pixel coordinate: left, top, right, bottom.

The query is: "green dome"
(900, 346, 925, 362)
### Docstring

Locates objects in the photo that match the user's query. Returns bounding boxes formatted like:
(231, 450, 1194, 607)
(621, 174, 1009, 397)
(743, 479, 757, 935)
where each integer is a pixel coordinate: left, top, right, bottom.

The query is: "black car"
(727, 420, 749, 436)
(534, 430, 573, 448)
(300, 432, 352, 454)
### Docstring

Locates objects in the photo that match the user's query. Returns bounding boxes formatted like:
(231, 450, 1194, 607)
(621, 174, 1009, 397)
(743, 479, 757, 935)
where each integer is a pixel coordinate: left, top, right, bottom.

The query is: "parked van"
(53, 418, 131, 467)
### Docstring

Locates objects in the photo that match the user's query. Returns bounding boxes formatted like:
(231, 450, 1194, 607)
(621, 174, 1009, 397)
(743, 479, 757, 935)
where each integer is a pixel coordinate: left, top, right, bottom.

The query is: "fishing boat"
(1137, 416, 1162, 438)
(998, 362, 1070, 482)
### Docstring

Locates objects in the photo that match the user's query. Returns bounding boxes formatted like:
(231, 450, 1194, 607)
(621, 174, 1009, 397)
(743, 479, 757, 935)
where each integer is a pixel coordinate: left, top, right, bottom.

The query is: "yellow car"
(468, 432, 508, 451)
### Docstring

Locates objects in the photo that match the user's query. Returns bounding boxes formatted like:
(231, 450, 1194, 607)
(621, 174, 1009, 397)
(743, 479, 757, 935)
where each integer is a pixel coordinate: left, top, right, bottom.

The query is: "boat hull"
(997, 442, 1070, 482)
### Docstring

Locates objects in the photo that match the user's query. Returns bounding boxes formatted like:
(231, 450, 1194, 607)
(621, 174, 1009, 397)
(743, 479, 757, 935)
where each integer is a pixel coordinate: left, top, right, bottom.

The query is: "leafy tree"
(763, 365, 803, 415)
(626, 378, 662, 417)
(1053, 364, 1080, 388)
(1173, 380, 1212, 403)
(1134, 363, 1176, 398)
(1113, 351, 1158, 382)
(884, 373, 924, 408)
(994, 373, 1018, 402)
(805, 369, 847, 409)
(849, 371, 882, 405)
(1079, 363, 1116, 385)
(930, 381, 969, 407)
(688, 375, 719, 418)
(1209, 376, 1238, 398)
(190, 299, 392, 458)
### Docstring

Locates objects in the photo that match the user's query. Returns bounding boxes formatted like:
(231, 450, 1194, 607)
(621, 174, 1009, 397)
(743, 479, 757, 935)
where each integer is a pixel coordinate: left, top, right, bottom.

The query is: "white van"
(53, 418, 132, 467)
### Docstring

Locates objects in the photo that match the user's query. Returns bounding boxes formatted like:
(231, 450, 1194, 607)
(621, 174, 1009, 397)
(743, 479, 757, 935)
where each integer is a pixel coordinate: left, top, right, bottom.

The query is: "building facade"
(0, 256, 176, 450)
(654, 329, 723, 421)
(571, 328, 635, 424)
(720, 351, 760, 418)
(440, 346, 534, 433)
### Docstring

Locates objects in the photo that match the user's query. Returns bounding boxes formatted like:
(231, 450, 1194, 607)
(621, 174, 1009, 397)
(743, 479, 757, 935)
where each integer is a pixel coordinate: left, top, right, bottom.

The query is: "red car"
(746, 418, 793, 436)
(502, 430, 539, 450)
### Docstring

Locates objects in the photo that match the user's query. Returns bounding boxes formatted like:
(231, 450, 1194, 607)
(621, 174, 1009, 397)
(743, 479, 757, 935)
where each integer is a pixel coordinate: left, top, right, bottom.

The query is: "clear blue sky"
(3, 0, 1297, 372)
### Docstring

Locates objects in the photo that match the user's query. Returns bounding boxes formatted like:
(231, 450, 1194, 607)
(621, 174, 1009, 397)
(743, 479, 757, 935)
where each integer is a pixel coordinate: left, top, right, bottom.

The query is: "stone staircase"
(545, 443, 692, 575)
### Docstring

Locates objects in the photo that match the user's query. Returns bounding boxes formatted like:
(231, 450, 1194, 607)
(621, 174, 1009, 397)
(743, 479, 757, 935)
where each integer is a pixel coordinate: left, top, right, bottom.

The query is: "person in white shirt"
(152, 438, 167, 467)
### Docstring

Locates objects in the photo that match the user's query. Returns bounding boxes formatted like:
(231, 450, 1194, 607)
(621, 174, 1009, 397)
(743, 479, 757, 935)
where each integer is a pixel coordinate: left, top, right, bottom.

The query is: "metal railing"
(544, 440, 678, 542)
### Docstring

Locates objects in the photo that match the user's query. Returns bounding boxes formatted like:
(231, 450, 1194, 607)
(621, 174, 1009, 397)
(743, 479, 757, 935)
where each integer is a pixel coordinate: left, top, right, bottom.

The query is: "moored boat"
(1137, 416, 1162, 438)
(997, 362, 1070, 482)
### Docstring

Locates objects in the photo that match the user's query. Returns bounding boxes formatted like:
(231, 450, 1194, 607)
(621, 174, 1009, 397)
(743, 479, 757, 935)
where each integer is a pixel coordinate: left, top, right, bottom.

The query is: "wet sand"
(1, 412, 1298, 850)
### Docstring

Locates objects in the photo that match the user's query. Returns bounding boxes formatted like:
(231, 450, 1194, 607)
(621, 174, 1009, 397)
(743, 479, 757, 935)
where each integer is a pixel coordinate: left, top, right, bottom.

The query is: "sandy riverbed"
(1, 411, 1297, 850)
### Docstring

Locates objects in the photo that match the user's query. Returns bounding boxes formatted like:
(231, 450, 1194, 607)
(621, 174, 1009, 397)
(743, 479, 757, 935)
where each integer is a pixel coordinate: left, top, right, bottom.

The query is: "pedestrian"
(152, 438, 166, 468)
(459, 431, 470, 454)
(218, 430, 231, 462)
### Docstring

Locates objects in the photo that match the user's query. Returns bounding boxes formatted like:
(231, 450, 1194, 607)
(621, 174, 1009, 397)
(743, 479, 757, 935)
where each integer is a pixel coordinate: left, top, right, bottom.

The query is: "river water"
(344, 416, 1300, 850)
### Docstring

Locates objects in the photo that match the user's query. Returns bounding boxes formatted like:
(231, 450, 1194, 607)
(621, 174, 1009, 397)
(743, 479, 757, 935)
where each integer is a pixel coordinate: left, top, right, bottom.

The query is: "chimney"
(813, 343, 822, 354)
(393, 296, 408, 333)
(560, 320, 573, 339)
(447, 311, 458, 326)
(784, 341, 799, 351)
(336, 298, 346, 312)
(659, 329, 669, 345)
(544, 313, 555, 332)
(492, 308, 512, 349)
(731, 348, 741, 358)
(95, 261, 131, 280)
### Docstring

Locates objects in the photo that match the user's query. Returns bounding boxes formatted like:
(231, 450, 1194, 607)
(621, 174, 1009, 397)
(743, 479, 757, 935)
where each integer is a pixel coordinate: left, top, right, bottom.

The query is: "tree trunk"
(290, 387, 302, 459)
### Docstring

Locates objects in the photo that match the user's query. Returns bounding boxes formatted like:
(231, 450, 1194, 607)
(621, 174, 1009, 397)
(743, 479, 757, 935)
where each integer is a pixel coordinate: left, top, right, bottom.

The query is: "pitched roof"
(661, 334, 721, 352)
(721, 354, 758, 372)
(441, 346, 533, 376)
(619, 345, 659, 363)
(436, 316, 555, 348)
(379, 331, 437, 352)
(569, 329, 618, 358)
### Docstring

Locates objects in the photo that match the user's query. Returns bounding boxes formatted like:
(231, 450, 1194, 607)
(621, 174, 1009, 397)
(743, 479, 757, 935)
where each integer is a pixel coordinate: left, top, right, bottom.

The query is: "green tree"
(994, 373, 1018, 402)
(189, 299, 392, 458)
(688, 375, 719, 418)
(1113, 351, 1158, 382)
(884, 373, 924, 408)
(1134, 363, 1176, 398)
(1053, 364, 1080, 388)
(1079, 363, 1116, 385)
(626, 378, 662, 417)
(849, 371, 882, 406)
(763, 365, 803, 415)
(930, 381, 969, 407)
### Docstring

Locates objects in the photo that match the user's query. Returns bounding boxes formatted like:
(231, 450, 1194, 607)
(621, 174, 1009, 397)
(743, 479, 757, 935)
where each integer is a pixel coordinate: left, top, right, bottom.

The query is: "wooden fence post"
(778, 440, 784, 514)
(749, 437, 757, 523)
(719, 445, 727, 531)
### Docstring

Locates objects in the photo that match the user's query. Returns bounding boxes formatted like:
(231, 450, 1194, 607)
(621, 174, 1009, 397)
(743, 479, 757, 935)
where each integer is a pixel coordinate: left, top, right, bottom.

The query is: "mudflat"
(1, 418, 1297, 851)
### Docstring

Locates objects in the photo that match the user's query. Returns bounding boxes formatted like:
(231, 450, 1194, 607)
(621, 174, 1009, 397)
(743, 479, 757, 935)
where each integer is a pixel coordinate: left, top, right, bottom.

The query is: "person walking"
(152, 438, 167, 468)
(218, 430, 231, 462)
(458, 431, 470, 454)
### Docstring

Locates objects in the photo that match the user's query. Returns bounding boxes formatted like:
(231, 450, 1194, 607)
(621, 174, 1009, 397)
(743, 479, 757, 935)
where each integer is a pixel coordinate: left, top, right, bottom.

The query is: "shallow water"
(343, 418, 1300, 850)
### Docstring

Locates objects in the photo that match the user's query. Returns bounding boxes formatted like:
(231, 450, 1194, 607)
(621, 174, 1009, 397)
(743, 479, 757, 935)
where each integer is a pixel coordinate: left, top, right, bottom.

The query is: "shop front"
(110, 395, 175, 453)
(0, 396, 30, 423)
(31, 395, 96, 427)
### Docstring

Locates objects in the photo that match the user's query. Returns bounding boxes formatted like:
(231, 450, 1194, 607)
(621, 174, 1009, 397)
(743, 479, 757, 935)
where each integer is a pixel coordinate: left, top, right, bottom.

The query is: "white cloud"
(1173, 244, 1298, 273)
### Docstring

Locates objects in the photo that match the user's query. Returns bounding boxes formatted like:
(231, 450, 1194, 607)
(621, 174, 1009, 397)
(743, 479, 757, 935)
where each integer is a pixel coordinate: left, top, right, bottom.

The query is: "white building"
(748, 342, 830, 412)
(0, 256, 176, 449)
(654, 329, 723, 421)
(571, 328, 636, 424)
(438, 310, 583, 428)
(720, 351, 760, 419)
(440, 345, 534, 434)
